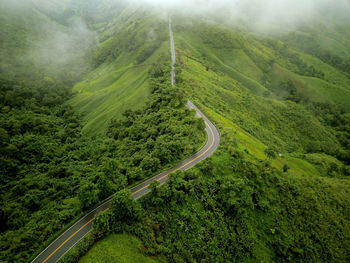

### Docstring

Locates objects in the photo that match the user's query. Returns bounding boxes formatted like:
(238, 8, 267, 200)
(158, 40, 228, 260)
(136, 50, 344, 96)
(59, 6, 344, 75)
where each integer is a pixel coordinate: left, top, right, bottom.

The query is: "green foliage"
(93, 210, 111, 238)
(0, 22, 204, 263)
(60, 231, 100, 263)
(0, 65, 96, 262)
(137, 150, 350, 262)
(264, 147, 277, 159)
(283, 31, 350, 78)
(2, 4, 350, 263)
(110, 189, 142, 223)
(102, 57, 205, 184)
(70, 12, 169, 135)
(173, 17, 349, 178)
(283, 164, 290, 173)
(100, 16, 348, 263)
(78, 182, 99, 210)
(278, 79, 302, 102)
(264, 39, 325, 79)
(97, 174, 115, 199)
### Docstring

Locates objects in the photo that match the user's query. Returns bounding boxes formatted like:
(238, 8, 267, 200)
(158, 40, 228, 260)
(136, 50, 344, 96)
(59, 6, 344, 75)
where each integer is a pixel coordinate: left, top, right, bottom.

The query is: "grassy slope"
(177, 25, 350, 108)
(78, 15, 350, 263)
(284, 24, 350, 59)
(178, 32, 268, 96)
(69, 10, 169, 135)
(79, 234, 158, 263)
(174, 19, 349, 177)
(128, 19, 350, 262)
(201, 104, 320, 177)
(269, 63, 350, 107)
(70, 46, 161, 135)
(178, 53, 322, 176)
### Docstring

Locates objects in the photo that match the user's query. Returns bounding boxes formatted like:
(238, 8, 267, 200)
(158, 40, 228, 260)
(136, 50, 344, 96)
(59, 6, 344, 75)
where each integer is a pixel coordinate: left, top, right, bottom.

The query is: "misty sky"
(135, 0, 350, 26)
(29, 17, 97, 70)
(2, 0, 350, 77)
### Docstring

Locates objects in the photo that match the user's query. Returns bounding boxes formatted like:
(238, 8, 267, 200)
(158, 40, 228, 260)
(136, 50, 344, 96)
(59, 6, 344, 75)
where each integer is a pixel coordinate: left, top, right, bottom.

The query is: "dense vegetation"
(1, 1, 350, 262)
(61, 58, 205, 263)
(139, 141, 350, 262)
(0, 3, 204, 261)
(76, 14, 350, 263)
(131, 17, 350, 262)
(0, 55, 203, 262)
(0, 77, 89, 262)
(70, 137, 350, 262)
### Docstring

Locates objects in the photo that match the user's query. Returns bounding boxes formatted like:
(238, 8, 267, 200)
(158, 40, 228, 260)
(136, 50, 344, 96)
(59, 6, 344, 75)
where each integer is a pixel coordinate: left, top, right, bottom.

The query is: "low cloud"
(28, 17, 97, 72)
(133, 0, 350, 28)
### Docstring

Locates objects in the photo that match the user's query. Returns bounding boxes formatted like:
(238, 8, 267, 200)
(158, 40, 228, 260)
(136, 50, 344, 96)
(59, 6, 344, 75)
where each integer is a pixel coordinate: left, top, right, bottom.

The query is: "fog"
(28, 18, 97, 73)
(0, 0, 98, 79)
(135, 0, 350, 27)
(2, 0, 350, 78)
(4, 0, 350, 28)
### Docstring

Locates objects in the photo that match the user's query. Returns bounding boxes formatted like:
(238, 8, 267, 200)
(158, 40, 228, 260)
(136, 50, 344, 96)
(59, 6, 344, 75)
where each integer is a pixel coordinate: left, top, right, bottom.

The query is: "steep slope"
(69, 14, 350, 263)
(69, 10, 169, 135)
(173, 17, 350, 176)
(123, 16, 350, 263)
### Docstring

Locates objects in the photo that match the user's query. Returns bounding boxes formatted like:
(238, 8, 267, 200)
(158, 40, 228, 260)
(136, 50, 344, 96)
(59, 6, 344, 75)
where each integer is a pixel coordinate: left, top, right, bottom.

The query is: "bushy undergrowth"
(137, 144, 350, 262)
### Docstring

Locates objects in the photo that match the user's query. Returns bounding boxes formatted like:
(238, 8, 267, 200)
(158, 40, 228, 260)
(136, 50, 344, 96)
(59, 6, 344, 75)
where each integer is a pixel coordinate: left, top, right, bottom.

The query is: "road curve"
(31, 17, 220, 263)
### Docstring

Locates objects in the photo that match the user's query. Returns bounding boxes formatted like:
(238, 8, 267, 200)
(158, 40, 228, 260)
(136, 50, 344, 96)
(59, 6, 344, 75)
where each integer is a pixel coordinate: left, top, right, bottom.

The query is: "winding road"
(31, 17, 220, 263)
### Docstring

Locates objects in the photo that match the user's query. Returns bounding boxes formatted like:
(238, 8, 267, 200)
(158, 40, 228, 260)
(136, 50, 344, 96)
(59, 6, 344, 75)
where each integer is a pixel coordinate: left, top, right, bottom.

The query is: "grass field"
(79, 234, 158, 263)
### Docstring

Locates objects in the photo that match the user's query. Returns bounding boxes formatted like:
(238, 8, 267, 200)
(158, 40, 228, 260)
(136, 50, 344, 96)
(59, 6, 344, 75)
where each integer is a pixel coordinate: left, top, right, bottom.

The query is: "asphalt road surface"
(31, 17, 220, 263)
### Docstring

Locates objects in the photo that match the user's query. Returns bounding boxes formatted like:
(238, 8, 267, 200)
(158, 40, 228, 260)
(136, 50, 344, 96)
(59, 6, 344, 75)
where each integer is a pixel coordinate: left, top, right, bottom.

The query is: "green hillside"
(0, 3, 204, 262)
(69, 12, 170, 135)
(96, 17, 348, 263)
(173, 18, 350, 171)
(1, 1, 350, 263)
(0, 1, 57, 79)
(77, 15, 350, 263)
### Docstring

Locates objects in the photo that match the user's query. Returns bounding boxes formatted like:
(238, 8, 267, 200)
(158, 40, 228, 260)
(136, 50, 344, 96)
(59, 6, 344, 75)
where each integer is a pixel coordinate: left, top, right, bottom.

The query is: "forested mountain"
(130, 16, 350, 262)
(0, 1, 203, 261)
(1, 0, 349, 262)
